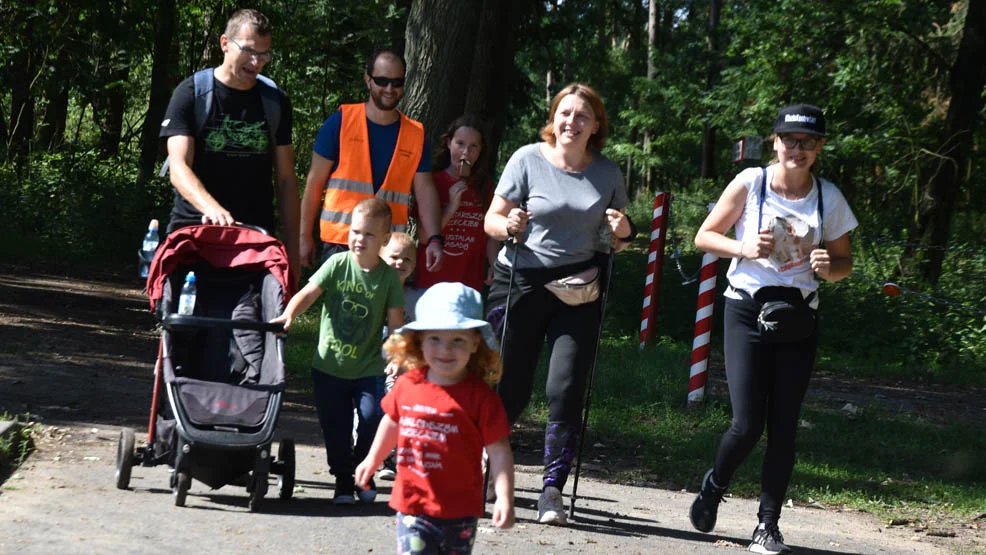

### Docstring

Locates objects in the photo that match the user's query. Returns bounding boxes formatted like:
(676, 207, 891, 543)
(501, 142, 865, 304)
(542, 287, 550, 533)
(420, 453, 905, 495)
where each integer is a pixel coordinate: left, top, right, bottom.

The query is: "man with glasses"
(160, 8, 299, 284)
(300, 48, 444, 273)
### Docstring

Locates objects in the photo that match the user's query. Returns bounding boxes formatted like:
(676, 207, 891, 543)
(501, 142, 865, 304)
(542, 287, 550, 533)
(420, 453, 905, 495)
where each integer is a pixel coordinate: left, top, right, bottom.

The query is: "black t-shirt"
(160, 73, 293, 232)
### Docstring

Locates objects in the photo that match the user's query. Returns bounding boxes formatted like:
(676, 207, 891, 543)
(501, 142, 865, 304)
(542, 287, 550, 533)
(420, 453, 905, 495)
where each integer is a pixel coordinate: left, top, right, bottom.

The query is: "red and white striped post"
(639, 192, 669, 349)
(688, 203, 719, 406)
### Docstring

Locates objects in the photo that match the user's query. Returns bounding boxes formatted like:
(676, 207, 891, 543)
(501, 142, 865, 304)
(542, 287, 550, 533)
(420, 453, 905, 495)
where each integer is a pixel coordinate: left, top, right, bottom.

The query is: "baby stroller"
(115, 223, 296, 511)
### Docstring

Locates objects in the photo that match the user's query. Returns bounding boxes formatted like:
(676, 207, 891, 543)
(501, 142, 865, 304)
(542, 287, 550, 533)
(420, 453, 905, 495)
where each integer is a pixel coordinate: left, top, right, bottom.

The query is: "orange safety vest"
(319, 103, 424, 245)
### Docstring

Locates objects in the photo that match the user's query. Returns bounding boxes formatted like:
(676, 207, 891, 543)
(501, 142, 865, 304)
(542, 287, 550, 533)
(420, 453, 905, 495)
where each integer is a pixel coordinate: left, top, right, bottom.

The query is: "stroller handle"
(167, 218, 271, 236)
(163, 314, 287, 335)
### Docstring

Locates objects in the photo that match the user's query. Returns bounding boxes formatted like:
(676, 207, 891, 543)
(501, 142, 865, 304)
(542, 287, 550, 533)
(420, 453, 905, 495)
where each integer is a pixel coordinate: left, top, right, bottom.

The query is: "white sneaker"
(377, 453, 397, 481)
(537, 486, 567, 525)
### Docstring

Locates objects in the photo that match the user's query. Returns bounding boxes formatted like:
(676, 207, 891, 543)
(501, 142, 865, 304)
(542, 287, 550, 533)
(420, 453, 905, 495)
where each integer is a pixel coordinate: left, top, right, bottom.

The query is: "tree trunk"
(0, 103, 8, 153)
(38, 82, 69, 151)
(138, 0, 177, 182)
(463, 0, 524, 171)
(98, 73, 127, 157)
(7, 39, 35, 161)
(402, 0, 482, 146)
(643, 0, 660, 192)
(700, 0, 721, 180)
(390, 0, 412, 54)
(915, 0, 986, 283)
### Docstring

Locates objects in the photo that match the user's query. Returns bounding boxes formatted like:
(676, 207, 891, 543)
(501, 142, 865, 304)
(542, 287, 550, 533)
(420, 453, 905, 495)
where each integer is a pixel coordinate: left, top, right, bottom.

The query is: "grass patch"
(0, 414, 37, 485)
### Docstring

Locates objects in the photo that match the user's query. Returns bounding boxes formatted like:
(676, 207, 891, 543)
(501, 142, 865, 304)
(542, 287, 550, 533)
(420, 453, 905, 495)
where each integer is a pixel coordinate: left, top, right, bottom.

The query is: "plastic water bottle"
(139, 219, 160, 278)
(178, 271, 197, 315)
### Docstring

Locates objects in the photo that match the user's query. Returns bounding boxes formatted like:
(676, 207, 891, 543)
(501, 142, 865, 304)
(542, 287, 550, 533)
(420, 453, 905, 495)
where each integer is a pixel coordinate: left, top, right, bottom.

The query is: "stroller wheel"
(248, 471, 267, 512)
(114, 428, 135, 490)
(174, 471, 191, 507)
(276, 439, 296, 500)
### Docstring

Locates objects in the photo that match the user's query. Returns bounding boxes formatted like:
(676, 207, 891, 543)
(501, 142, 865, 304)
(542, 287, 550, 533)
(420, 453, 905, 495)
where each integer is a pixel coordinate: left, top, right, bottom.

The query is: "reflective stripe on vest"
(319, 208, 408, 233)
(319, 103, 423, 244)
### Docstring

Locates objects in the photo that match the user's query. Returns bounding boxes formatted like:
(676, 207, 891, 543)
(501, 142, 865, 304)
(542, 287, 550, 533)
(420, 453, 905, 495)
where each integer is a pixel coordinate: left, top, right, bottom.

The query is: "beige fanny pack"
(544, 266, 600, 306)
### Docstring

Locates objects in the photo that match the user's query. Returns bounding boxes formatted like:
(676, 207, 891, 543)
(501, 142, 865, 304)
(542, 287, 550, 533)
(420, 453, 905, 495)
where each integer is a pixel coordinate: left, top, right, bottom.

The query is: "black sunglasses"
(368, 74, 405, 88)
(778, 135, 820, 150)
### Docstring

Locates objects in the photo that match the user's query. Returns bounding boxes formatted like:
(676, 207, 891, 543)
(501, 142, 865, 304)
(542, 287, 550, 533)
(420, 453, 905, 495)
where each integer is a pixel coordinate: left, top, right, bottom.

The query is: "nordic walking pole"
(568, 249, 615, 520)
(485, 202, 525, 504)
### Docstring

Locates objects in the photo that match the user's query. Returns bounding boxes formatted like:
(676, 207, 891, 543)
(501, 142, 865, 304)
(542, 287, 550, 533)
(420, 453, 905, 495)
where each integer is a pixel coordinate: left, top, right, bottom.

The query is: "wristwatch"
(616, 216, 638, 243)
(427, 234, 445, 247)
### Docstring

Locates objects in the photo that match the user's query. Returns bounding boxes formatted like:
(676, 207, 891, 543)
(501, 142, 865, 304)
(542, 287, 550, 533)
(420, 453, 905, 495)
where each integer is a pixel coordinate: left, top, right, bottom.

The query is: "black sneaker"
(749, 522, 792, 554)
(333, 477, 356, 505)
(689, 469, 727, 533)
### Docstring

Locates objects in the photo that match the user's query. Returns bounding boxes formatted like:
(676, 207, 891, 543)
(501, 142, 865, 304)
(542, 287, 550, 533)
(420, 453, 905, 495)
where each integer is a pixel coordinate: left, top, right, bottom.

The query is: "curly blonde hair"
(384, 330, 502, 386)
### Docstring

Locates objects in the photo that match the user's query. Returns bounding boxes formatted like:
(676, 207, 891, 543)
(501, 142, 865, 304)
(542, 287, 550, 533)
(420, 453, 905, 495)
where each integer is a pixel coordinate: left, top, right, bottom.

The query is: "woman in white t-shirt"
(688, 104, 858, 555)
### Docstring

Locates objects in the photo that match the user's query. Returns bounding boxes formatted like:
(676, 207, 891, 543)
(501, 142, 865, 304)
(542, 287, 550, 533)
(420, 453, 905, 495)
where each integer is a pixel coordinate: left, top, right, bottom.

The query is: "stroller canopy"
(146, 225, 295, 311)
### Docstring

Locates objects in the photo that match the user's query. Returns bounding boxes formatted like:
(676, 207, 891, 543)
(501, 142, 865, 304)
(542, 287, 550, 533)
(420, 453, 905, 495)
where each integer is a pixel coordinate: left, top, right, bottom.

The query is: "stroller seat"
(172, 377, 278, 428)
(162, 269, 285, 434)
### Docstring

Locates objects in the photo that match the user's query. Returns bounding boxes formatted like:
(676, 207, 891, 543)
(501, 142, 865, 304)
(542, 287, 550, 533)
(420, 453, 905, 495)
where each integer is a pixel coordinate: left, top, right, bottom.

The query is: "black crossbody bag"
(754, 168, 823, 343)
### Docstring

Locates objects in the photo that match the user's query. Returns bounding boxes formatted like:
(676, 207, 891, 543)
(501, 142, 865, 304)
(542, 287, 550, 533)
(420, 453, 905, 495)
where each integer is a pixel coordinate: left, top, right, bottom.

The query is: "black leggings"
(497, 286, 602, 426)
(714, 294, 818, 525)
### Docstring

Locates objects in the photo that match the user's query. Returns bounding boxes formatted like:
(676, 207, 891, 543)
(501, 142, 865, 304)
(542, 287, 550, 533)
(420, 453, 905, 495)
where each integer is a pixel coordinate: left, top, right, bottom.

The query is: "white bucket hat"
(398, 282, 499, 350)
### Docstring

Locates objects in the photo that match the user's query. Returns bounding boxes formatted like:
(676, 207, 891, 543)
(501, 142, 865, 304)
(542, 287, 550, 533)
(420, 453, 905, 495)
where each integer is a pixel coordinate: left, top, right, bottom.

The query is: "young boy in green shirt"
(272, 198, 404, 504)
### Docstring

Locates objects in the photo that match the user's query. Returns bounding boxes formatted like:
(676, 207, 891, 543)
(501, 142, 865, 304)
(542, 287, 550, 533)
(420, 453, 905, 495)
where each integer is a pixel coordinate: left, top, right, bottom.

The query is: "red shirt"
(382, 367, 510, 519)
(414, 170, 492, 292)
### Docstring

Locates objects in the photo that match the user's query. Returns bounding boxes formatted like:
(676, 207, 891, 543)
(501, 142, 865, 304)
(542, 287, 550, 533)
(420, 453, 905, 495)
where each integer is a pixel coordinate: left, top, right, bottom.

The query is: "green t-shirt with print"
(310, 251, 404, 379)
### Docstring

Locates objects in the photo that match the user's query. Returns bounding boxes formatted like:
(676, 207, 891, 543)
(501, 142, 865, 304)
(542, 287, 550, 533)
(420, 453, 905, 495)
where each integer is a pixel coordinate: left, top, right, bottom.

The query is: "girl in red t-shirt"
(413, 115, 501, 293)
(356, 282, 514, 554)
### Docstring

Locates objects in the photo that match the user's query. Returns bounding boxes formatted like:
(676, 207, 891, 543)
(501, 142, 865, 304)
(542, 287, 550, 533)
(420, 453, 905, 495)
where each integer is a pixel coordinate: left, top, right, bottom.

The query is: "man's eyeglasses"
(228, 37, 274, 63)
(368, 75, 405, 88)
(778, 135, 820, 150)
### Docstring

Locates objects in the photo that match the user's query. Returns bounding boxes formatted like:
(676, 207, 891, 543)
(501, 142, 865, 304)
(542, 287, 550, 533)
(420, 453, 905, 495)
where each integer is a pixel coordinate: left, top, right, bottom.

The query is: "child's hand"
(448, 181, 467, 213)
(491, 497, 515, 529)
(269, 313, 292, 331)
(354, 458, 375, 489)
(384, 360, 402, 377)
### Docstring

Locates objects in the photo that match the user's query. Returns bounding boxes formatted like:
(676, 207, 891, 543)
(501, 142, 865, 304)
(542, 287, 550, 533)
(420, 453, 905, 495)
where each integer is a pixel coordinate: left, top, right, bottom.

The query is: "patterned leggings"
(395, 513, 478, 555)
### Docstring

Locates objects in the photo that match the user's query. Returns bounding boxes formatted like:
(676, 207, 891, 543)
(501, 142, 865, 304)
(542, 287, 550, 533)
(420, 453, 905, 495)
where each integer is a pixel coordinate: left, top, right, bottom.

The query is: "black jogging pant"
(714, 293, 818, 525)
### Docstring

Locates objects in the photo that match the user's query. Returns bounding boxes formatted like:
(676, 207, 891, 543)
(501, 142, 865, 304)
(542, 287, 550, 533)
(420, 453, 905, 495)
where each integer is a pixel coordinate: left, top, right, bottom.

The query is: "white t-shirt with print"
(724, 164, 858, 307)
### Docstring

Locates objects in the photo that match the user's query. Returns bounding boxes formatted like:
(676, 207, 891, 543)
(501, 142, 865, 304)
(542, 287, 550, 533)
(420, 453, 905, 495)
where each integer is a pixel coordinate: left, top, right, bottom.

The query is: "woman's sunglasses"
(778, 135, 820, 150)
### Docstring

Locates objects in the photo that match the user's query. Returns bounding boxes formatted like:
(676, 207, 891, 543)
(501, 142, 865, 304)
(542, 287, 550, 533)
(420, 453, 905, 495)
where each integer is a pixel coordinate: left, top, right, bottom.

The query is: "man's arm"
(412, 171, 444, 272)
(300, 152, 335, 268)
(274, 144, 300, 288)
(166, 136, 234, 225)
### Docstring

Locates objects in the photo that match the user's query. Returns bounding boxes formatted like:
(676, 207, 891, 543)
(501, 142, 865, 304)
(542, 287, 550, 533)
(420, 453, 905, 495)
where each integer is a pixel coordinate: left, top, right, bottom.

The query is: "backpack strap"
(255, 74, 280, 152)
(159, 69, 281, 177)
(757, 167, 824, 246)
(192, 68, 215, 138)
(757, 167, 768, 231)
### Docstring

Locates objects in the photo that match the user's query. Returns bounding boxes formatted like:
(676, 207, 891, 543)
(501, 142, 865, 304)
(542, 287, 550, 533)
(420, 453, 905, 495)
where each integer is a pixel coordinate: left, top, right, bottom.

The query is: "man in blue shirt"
(300, 48, 443, 272)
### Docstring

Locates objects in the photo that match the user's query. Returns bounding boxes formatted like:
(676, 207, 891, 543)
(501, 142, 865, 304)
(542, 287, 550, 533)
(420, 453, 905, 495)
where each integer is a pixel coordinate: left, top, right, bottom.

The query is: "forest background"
(1, 0, 985, 536)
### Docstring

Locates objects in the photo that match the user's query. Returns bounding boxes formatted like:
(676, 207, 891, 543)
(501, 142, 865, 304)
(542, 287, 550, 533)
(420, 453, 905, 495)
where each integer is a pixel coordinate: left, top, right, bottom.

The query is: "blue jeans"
(310, 369, 385, 491)
(396, 513, 478, 555)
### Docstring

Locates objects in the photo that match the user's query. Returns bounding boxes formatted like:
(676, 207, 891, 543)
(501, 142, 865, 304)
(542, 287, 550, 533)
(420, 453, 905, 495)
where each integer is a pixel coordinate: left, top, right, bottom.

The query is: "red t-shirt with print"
(382, 367, 510, 519)
(414, 170, 493, 292)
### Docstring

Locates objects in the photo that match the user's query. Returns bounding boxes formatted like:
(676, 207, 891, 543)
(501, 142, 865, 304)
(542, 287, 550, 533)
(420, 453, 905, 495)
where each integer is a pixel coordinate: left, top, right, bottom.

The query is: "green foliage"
(0, 414, 37, 480)
(0, 152, 171, 264)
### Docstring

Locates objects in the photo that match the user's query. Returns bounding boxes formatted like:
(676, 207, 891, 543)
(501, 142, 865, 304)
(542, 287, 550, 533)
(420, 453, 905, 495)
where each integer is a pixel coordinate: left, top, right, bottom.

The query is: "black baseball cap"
(773, 104, 826, 136)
